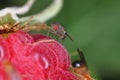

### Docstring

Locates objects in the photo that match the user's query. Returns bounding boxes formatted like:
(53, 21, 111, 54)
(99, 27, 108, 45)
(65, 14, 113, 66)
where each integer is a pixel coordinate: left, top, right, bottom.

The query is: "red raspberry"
(0, 36, 10, 62)
(0, 69, 10, 80)
(49, 68, 78, 80)
(0, 31, 77, 80)
(0, 62, 10, 80)
(31, 34, 70, 70)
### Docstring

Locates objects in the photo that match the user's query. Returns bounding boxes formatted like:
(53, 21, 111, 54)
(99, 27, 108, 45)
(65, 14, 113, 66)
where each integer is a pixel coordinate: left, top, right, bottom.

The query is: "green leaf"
(0, 14, 15, 25)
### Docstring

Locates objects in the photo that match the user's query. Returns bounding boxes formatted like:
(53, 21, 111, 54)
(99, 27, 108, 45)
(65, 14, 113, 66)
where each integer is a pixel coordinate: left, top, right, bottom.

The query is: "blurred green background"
(0, 0, 120, 80)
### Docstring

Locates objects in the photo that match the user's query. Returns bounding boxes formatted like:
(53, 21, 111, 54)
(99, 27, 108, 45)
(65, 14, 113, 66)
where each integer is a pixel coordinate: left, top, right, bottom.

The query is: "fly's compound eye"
(52, 24, 59, 31)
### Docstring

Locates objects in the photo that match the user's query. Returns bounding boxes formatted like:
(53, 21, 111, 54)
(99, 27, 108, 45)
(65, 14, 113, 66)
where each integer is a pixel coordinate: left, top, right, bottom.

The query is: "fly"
(51, 23, 73, 41)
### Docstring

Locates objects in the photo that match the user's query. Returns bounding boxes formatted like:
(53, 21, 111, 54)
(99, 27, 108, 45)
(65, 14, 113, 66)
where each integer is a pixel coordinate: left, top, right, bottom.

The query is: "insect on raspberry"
(51, 23, 73, 41)
(72, 48, 93, 80)
(72, 48, 87, 68)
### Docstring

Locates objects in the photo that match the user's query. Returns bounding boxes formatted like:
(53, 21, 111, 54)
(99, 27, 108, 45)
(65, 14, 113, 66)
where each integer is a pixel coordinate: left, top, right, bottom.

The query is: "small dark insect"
(72, 48, 87, 68)
(51, 23, 73, 41)
(72, 48, 93, 80)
